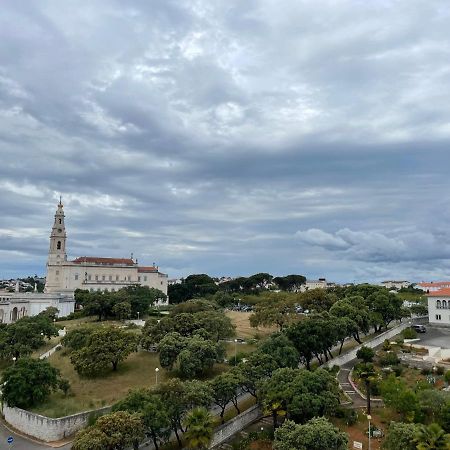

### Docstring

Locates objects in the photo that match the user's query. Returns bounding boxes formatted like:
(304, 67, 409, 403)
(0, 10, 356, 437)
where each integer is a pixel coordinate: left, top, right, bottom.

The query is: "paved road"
(0, 419, 71, 450)
(413, 325, 450, 348)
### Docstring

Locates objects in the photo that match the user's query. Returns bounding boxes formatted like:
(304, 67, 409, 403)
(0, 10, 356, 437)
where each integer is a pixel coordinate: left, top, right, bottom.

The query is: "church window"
(437, 300, 442, 309)
(95, 275, 98, 281)
(127, 276, 131, 281)
(443, 300, 448, 309)
(116, 275, 119, 281)
(56, 270, 60, 276)
(138, 276, 141, 282)
(109, 275, 112, 281)
(102, 275, 105, 281)
(161, 281, 163, 285)
(75, 274, 79, 281)
(144, 276, 147, 282)
(436, 314, 442, 320)
(57, 241, 61, 250)
(59, 219, 62, 224)
(88, 275, 91, 281)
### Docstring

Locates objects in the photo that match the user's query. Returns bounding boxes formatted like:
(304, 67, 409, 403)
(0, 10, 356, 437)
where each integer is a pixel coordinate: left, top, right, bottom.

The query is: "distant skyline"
(2, 1, 450, 283)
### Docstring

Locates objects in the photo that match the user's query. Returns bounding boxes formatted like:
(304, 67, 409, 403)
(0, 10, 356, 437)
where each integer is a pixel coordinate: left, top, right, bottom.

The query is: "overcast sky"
(1, 1, 450, 283)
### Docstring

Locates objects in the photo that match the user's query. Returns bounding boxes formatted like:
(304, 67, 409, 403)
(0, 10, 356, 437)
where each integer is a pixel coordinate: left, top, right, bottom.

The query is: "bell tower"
(48, 197, 67, 265)
(45, 198, 67, 292)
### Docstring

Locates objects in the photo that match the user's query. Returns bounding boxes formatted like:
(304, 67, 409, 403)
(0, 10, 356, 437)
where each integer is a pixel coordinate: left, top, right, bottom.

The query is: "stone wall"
(2, 404, 111, 442)
(209, 405, 261, 448)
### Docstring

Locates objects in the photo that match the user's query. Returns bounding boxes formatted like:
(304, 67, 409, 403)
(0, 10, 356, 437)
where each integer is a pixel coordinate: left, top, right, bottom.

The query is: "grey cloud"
(1, 1, 450, 282)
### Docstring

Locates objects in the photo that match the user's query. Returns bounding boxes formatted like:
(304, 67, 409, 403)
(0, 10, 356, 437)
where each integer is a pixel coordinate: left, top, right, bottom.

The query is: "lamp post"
(12, 357, 16, 365)
(367, 414, 372, 450)
(155, 367, 159, 385)
(137, 311, 140, 321)
(234, 339, 238, 363)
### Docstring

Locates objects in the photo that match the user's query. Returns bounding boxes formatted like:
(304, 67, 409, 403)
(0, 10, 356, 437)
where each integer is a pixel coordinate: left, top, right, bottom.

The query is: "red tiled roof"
(419, 281, 450, 288)
(427, 288, 450, 297)
(138, 266, 158, 273)
(72, 257, 135, 266)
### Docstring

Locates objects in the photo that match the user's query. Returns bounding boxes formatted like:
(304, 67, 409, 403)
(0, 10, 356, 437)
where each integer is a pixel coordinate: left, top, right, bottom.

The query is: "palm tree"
(183, 407, 215, 450)
(414, 423, 450, 450)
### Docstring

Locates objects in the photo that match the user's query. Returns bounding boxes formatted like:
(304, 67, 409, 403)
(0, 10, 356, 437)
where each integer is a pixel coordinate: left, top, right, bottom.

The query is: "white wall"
(2, 404, 111, 442)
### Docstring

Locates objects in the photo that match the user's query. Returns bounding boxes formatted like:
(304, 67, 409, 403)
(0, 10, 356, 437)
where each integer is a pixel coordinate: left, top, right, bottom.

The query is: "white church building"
(44, 200, 168, 296)
(0, 200, 168, 323)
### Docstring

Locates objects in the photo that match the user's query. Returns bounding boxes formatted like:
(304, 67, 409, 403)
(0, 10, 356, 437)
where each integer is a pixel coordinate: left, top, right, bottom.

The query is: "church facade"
(44, 200, 168, 302)
(0, 200, 168, 324)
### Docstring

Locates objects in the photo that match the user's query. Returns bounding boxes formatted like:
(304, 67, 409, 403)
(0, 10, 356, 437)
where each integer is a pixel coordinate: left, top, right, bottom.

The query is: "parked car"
(411, 324, 426, 333)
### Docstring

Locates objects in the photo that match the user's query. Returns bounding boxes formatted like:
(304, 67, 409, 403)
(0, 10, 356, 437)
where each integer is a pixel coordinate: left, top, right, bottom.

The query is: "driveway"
(413, 325, 450, 349)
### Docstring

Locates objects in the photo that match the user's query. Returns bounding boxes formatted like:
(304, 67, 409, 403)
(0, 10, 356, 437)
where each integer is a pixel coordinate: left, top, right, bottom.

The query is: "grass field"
(225, 310, 277, 339)
(32, 349, 166, 418)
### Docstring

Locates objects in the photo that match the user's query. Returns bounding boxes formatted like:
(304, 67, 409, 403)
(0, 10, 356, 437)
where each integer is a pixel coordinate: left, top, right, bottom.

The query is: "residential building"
(426, 289, 450, 327)
(417, 281, 450, 293)
(380, 280, 410, 290)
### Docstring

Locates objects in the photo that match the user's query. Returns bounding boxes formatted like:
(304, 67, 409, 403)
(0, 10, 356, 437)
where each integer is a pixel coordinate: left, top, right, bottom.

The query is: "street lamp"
(367, 414, 372, 450)
(155, 367, 159, 385)
(137, 311, 140, 321)
(12, 357, 16, 364)
(234, 339, 238, 363)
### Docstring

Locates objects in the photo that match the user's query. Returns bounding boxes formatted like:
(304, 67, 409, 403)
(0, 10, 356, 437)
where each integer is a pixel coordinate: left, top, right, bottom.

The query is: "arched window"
(57, 241, 61, 250)
(436, 300, 441, 309)
(443, 300, 447, 309)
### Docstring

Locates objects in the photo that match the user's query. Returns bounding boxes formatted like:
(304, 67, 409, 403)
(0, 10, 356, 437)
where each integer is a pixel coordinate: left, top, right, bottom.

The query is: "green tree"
(237, 351, 278, 399)
(329, 296, 371, 343)
(119, 286, 166, 317)
(414, 423, 450, 450)
(155, 378, 213, 447)
(288, 368, 340, 423)
(258, 333, 299, 368)
(366, 291, 403, 331)
(178, 337, 223, 378)
(250, 296, 297, 330)
(72, 411, 144, 450)
(382, 422, 420, 450)
(183, 407, 214, 450)
(209, 371, 242, 423)
(418, 390, 449, 424)
(273, 275, 306, 292)
(274, 418, 348, 450)
(71, 326, 138, 375)
(61, 327, 94, 351)
(112, 301, 132, 321)
(381, 375, 419, 421)
(356, 346, 375, 363)
(300, 289, 337, 312)
(0, 315, 59, 359)
(1, 357, 66, 408)
(113, 389, 171, 450)
(158, 332, 187, 370)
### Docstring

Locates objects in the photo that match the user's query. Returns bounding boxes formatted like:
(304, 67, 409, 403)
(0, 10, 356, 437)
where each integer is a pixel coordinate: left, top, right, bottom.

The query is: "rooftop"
(427, 288, 450, 297)
(72, 257, 136, 266)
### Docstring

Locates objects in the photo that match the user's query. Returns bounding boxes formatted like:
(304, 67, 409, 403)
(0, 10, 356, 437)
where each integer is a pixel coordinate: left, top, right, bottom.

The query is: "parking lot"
(412, 324, 450, 349)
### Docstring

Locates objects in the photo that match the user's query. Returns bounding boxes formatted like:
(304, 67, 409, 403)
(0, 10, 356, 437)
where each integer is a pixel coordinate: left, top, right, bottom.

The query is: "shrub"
(356, 346, 375, 363)
(445, 370, 450, 384)
(402, 328, 417, 339)
(378, 352, 400, 367)
(435, 366, 445, 376)
(393, 365, 404, 377)
(421, 367, 432, 376)
(382, 339, 392, 351)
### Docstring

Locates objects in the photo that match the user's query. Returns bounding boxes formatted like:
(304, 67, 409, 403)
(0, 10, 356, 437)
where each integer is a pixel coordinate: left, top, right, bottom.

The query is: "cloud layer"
(1, 1, 450, 282)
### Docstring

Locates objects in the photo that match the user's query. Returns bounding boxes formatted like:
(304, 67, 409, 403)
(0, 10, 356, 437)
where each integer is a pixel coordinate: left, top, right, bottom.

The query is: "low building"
(426, 289, 450, 327)
(300, 278, 328, 292)
(418, 281, 450, 293)
(381, 280, 410, 290)
(0, 290, 74, 324)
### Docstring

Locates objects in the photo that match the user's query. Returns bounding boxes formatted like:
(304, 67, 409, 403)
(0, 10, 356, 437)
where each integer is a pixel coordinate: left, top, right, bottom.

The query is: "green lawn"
(31, 349, 166, 418)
